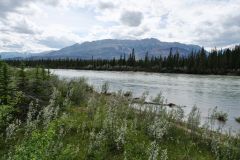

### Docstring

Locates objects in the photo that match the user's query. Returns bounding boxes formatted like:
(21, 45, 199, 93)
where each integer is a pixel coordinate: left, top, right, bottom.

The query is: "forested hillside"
(6, 45, 240, 75)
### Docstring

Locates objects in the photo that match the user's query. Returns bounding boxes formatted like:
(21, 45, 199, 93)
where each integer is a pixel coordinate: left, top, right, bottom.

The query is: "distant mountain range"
(0, 51, 52, 60)
(0, 38, 202, 60)
(0, 52, 30, 59)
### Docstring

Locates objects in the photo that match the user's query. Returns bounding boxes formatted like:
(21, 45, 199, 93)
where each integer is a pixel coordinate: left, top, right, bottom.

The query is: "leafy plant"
(211, 107, 228, 122)
(235, 117, 240, 123)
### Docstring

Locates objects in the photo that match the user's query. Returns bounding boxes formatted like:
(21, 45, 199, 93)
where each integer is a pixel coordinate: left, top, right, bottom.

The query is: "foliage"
(0, 105, 14, 128)
(211, 107, 228, 122)
(101, 82, 109, 94)
(236, 117, 240, 123)
(0, 63, 239, 159)
(6, 45, 240, 75)
(187, 106, 201, 133)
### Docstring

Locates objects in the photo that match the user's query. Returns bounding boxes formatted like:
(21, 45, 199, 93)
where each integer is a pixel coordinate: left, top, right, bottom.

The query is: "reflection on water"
(51, 69, 240, 132)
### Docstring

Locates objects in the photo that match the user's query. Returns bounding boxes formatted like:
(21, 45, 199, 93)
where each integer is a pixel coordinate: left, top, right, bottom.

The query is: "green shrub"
(101, 82, 109, 94)
(236, 117, 240, 123)
(187, 106, 201, 133)
(68, 78, 90, 106)
(0, 105, 14, 128)
(211, 107, 228, 122)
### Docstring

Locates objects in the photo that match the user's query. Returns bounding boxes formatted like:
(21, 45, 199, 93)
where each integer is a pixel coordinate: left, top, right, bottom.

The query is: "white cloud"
(37, 25, 83, 49)
(120, 11, 143, 27)
(0, 0, 240, 52)
(98, 1, 115, 10)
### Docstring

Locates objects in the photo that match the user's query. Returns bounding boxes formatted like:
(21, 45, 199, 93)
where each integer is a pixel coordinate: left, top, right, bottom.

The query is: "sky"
(0, 0, 240, 52)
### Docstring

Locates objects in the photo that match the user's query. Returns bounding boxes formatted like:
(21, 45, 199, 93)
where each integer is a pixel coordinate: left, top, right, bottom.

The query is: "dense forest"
(0, 60, 240, 159)
(5, 45, 240, 75)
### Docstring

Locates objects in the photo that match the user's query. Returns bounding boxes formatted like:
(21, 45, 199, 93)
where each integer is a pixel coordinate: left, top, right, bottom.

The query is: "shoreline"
(48, 67, 240, 77)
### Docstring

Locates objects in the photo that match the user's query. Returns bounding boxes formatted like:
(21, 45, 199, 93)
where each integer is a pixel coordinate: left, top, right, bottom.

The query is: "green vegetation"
(236, 117, 240, 123)
(211, 107, 228, 122)
(0, 61, 240, 159)
(6, 45, 240, 75)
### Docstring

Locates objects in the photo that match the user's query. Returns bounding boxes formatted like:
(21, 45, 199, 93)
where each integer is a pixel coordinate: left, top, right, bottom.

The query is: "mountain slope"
(34, 38, 201, 59)
(0, 52, 30, 59)
(0, 51, 54, 60)
(1, 39, 202, 60)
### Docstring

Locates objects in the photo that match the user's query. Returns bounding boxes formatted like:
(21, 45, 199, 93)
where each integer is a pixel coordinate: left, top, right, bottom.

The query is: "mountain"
(0, 51, 54, 60)
(0, 52, 31, 59)
(32, 38, 202, 59)
(1, 38, 202, 60)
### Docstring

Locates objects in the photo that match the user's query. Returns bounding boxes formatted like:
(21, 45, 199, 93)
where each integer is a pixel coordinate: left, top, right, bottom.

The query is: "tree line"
(0, 61, 52, 119)
(5, 45, 240, 75)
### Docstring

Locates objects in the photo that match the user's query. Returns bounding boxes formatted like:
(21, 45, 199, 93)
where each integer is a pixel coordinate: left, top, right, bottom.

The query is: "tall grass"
(0, 73, 239, 159)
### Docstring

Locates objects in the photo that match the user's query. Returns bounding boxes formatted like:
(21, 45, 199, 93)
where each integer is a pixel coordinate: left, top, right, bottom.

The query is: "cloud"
(194, 22, 240, 47)
(0, 31, 50, 52)
(1, 0, 240, 52)
(223, 14, 240, 28)
(3, 16, 42, 34)
(192, 10, 240, 47)
(98, 1, 115, 10)
(0, 0, 27, 17)
(39, 36, 76, 49)
(120, 11, 143, 27)
(37, 25, 83, 49)
(0, 0, 62, 18)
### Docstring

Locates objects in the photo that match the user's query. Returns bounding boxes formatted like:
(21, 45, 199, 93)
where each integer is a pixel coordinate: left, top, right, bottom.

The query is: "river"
(51, 69, 240, 133)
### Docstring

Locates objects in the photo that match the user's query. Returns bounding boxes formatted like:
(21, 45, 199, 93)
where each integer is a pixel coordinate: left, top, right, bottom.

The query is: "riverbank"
(51, 68, 240, 132)
(52, 66, 240, 76)
(0, 63, 239, 159)
(6, 60, 240, 76)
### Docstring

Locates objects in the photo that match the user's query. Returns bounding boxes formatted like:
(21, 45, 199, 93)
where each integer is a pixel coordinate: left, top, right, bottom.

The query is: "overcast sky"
(0, 0, 240, 52)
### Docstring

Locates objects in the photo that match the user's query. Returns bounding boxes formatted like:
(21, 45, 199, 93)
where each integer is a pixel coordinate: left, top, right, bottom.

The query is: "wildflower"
(211, 134, 221, 160)
(169, 106, 184, 122)
(160, 149, 168, 160)
(5, 119, 21, 142)
(115, 119, 127, 150)
(42, 88, 61, 127)
(148, 140, 159, 160)
(124, 150, 127, 160)
(187, 106, 201, 133)
(87, 129, 106, 157)
(148, 116, 170, 141)
(25, 101, 39, 135)
(87, 96, 97, 120)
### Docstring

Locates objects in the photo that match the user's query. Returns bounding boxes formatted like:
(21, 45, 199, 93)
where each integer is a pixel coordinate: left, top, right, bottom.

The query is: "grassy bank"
(0, 62, 239, 159)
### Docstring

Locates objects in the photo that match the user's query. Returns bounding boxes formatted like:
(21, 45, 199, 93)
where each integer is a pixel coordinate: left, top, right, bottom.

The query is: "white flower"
(148, 116, 170, 140)
(148, 141, 159, 160)
(5, 119, 21, 141)
(160, 149, 168, 160)
(115, 119, 127, 150)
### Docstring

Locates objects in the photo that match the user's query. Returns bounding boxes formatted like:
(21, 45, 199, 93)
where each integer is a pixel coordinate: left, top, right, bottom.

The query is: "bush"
(235, 117, 240, 123)
(211, 107, 228, 122)
(0, 105, 14, 128)
(101, 82, 109, 94)
(187, 106, 201, 133)
(68, 78, 90, 106)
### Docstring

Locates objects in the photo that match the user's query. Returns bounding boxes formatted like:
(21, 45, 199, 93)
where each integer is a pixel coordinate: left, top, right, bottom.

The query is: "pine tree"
(41, 67, 47, 81)
(17, 63, 27, 91)
(32, 67, 42, 96)
(0, 63, 13, 105)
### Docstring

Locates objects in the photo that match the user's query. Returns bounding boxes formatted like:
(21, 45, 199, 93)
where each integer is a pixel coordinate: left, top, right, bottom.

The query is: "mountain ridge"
(1, 38, 202, 60)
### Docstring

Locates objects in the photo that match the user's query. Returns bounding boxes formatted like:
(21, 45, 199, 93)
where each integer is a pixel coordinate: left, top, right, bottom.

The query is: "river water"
(51, 69, 240, 133)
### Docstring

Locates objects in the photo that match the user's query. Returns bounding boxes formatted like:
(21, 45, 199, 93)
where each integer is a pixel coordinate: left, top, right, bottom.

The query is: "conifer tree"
(0, 63, 13, 105)
(32, 67, 42, 96)
(17, 63, 27, 92)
